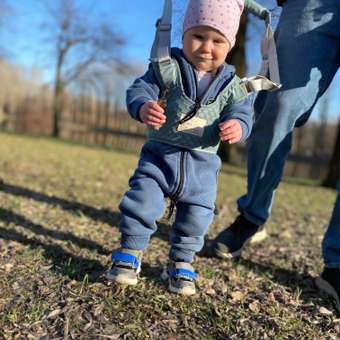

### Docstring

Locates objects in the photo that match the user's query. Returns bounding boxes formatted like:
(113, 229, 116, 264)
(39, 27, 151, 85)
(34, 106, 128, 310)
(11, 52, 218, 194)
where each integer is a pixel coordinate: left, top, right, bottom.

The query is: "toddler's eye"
(193, 34, 204, 40)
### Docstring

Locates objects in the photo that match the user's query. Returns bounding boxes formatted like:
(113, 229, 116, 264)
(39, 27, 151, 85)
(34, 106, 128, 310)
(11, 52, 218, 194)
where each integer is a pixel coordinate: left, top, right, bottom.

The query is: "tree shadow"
(0, 181, 120, 226)
(237, 257, 316, 294)
(0, 206, 170, 283)
(0, 207, 110, 255)
(0, 180, 170, 242)
(0, 226, 105, 282)
(198, 238, 337, 310)
(237, 257, 339, 314)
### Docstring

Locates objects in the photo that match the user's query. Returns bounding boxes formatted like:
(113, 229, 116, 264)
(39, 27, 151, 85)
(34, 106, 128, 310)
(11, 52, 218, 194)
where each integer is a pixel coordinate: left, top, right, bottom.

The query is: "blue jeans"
(237, 0, 340, 267)
(119, 141, 220, 263)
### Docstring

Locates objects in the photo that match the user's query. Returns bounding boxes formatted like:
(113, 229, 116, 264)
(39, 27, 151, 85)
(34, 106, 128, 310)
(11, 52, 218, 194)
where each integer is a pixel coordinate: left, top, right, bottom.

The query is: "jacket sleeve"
(220, 93, 255, 143)
(125, 64, 161, 122)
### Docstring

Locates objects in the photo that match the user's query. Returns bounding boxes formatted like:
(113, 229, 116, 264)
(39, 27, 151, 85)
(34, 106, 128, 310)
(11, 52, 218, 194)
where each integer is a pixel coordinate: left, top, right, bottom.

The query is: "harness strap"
(244, 0, 281, 91)
(150, 0, 172, 63)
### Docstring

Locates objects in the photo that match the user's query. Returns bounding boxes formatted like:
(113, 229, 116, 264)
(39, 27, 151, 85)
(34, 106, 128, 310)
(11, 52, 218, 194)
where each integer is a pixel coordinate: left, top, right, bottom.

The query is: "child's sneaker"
(161, 261, 197, 296)
(315, 267, 340, 311)
(106, 248, 142, 285)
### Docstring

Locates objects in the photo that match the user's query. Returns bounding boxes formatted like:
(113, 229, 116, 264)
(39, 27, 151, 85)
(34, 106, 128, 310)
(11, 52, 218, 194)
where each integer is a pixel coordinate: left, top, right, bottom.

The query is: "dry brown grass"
(0, 132, 339, 339)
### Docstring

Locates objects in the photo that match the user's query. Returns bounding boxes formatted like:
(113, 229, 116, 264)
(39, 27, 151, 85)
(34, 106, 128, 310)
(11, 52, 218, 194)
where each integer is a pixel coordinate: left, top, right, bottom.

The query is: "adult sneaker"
(213, 214, 267, 259)
(106, 248, 142, 285)
(315, 267, 340, 311)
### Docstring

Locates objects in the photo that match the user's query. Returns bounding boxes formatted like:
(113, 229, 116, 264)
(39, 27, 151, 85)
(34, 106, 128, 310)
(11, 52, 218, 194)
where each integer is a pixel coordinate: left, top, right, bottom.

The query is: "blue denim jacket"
(126, 48, 254, 143)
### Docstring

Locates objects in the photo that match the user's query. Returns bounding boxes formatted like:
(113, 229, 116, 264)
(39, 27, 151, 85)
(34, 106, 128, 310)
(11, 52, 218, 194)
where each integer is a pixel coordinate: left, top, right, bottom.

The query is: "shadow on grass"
(238, 258, 340, 314)
(0, 207, 110, 255)
(0, 226, 105, 282)
(0, 180, 170, 243)
(237, 258, 316, 294)
(0, 225, 167, 287)
(0, 181, 120, 226)
(199, 240, 326, 307)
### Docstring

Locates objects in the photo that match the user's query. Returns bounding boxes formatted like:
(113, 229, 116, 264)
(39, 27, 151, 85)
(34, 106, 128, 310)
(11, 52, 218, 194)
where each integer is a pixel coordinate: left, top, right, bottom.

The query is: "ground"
(0, 132, 339, 339)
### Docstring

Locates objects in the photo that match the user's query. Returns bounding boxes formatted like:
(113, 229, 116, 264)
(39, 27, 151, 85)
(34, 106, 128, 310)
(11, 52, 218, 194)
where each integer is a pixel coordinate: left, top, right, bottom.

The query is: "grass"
(0, 132, 339, 339)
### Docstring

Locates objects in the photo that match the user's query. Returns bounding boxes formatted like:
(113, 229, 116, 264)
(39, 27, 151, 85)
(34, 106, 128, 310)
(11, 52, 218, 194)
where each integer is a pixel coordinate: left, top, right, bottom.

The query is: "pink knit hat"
(183, 0, 244, 48)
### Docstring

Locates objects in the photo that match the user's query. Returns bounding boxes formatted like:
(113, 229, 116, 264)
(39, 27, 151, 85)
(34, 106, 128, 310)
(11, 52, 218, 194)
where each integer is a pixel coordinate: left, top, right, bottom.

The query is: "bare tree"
(323, 118, 340, 189)
(40, 0, 128, 137)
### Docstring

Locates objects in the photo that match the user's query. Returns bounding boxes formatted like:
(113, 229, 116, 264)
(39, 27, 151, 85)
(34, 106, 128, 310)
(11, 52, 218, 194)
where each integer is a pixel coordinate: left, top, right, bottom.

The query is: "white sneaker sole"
(105, 272, 138, 285)
(105, 265, 141, 286)
(315, 277, 340, 310)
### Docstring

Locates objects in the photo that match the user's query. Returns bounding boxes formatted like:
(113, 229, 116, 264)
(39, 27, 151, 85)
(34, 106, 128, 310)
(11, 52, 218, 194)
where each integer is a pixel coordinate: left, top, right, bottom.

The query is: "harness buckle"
(155, 18, 172, 31)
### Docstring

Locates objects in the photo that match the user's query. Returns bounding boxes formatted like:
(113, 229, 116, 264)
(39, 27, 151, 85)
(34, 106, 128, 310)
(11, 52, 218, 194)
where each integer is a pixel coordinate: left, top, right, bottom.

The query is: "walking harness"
(147, 0, 281, 154)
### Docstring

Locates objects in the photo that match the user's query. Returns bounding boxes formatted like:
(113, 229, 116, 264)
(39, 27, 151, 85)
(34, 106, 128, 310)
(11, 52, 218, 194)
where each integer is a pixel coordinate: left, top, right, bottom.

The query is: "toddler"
(106, 0, 253, 295)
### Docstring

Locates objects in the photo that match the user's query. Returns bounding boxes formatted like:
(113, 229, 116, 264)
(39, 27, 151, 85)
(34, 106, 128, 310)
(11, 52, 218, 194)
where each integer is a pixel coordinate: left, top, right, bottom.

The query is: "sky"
(2, 0, 339, 121)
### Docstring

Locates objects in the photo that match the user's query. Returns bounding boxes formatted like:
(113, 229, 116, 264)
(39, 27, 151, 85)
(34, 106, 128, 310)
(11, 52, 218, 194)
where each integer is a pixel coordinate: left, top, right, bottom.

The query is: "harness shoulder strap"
(150, 0, 172, 64)
(244, 0, 281, 91)
(151, 58, 180, 92)
(218, 75, 250, 107)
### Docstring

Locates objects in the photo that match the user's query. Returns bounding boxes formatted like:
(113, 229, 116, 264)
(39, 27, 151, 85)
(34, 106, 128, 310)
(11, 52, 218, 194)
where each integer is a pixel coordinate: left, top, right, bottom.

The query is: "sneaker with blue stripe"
(161, 261, 197, 296)
(106, 248, 142, 285)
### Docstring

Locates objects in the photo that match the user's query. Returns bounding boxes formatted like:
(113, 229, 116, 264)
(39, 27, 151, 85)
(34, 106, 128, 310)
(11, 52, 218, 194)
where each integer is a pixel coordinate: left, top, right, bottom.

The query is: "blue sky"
(3, 0, 339, 121)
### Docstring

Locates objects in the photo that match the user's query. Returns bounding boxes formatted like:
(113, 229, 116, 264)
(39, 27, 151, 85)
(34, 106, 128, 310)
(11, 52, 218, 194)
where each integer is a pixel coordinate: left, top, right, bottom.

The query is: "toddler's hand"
(139, 101, 166, 128)
(219, 119, 242, 144)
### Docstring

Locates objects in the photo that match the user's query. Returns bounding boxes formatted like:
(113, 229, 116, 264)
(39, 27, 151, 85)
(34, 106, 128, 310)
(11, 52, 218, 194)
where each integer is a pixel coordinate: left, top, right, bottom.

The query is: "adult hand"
(139, 101, 166, 128)
(219, 119, 243, 144)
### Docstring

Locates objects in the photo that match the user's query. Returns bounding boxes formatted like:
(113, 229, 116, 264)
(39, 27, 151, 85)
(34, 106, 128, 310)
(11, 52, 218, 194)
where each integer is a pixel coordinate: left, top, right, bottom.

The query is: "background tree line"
(0, 0, 339, 187)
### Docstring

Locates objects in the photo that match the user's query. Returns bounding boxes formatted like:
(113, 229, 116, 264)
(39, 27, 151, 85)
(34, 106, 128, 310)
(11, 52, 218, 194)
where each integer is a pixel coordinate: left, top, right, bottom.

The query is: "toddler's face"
(183, 26, 230, 73)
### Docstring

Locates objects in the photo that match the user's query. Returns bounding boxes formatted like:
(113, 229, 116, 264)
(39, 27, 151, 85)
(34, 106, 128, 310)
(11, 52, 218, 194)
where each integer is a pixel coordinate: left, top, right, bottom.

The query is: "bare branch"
(38, 0, 128, 136)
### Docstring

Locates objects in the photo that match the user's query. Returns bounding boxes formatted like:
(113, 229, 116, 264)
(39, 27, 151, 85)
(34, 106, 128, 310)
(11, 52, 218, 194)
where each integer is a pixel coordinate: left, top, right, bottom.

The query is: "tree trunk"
(52, 47, 66, 137)
(53, 79, 63, 137)
(323, 119, 340, 189)
(218, 13, 247, 163)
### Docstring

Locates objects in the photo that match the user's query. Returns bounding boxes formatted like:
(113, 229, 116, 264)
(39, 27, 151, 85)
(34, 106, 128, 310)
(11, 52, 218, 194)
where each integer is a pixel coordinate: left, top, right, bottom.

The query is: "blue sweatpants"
(119, 140, 221, 263)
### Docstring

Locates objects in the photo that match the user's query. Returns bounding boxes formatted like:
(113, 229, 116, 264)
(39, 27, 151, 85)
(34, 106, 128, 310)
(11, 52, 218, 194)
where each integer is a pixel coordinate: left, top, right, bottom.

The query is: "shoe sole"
(215, 228, 268, 259)
(106, 265, 141, 286)
(105, 272, 138, 285)
(161, 269, 196, 296)
(315, 277, 340, 310)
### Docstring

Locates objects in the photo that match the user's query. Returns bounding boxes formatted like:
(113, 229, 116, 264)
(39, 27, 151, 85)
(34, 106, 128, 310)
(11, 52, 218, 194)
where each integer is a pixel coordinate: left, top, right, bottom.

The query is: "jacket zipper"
(178, 101, 201, 124)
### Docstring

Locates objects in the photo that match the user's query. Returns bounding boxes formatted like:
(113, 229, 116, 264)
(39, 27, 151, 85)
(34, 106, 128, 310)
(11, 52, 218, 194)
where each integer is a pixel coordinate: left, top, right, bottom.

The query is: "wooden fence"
(0, 95, 335, 181)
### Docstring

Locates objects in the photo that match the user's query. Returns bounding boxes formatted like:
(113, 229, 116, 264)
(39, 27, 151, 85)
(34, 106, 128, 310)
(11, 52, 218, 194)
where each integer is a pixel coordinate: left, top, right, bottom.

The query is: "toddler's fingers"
(219, 120, 237, 131)
(219, 130, 238, 140)
(147, 115, 166, 125)
(227, 136, 240, 144)
(148, 108, 166, 120)
(149, 101, 165, 114)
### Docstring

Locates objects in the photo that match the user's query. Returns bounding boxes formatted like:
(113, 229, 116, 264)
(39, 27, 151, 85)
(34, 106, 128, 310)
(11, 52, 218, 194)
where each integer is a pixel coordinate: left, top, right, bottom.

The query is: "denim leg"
(322, 183, 340, 268)
(119, 174, 166, 250)
(238, 0, 340, 225)
(169, 201, 214, 263)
